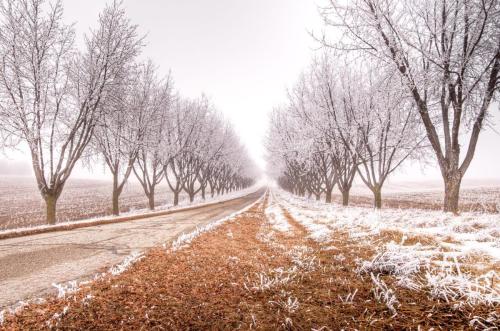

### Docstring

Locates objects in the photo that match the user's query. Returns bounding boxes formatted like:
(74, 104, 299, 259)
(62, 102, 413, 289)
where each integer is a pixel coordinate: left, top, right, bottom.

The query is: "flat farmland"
(330, 187, 500, 213)
(0, 177, 181, 231)
(1, 177, 498, 232)
(331, 180, 500, 213)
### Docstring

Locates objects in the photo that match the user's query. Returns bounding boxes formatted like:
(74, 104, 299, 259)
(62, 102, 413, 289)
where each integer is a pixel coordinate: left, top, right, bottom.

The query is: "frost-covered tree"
(94, 61, 170, 215)
(163, 95, 254, 205)
(266, 106, 314, 197)
(294, 56, 360, 204)
(0, 0, 142, 224)
(132, 75, 173, 210)
(342, 67, 424, 208)
(267, 53, 424, 208)
(321, 0, 500, 213)
(163, 97, 203, 205)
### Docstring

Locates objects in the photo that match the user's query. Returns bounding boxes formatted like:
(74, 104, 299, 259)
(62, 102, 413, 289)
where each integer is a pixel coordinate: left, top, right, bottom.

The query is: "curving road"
(0, 189, 264, 309)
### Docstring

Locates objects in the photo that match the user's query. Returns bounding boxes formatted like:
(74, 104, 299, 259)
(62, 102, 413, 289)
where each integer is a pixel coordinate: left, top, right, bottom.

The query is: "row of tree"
(267, 55, 424, 208)
(0, 0, 255, 224)
(267, 0, 499, 213)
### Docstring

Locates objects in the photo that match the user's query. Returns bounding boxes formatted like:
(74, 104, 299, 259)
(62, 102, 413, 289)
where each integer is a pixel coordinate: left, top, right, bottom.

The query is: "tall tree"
(322, 0, 500, 213)
(0, 0, 142, 224)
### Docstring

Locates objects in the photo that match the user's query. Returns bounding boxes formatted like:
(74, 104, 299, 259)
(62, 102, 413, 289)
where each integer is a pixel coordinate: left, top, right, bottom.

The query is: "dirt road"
(0, 190, 264, 308)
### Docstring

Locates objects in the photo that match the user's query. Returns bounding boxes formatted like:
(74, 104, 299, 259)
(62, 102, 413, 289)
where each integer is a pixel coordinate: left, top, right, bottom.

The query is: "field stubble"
(0, 177, 182, 230)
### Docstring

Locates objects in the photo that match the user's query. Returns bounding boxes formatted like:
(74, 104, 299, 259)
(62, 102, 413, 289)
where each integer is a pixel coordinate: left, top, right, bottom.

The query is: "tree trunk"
(373, 188, 382, 209)
(45, 194, 57, 225)
(189, 192, 195, 203)
(112, 173, 120, 216)
(325, 188, 332, 203)
(443, 174, 462, 214)
(341, 189, 349, 206)
(173, 191, 179, 206)
(112, 188, 120, 216)
(201, 186, 206, 200)
(148, 191, 155, 210)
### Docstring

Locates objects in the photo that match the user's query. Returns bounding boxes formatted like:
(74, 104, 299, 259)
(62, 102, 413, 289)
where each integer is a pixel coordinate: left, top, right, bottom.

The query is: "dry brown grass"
(1, 194, 497, 330)
(376, 229, 439, 246)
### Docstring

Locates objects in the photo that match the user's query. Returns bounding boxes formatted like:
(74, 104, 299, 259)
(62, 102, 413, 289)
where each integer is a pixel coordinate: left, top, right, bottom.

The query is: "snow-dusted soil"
(0, 177, 182, 230)
(325, 183, 500, 213)
(264, 191, 293, 233)
(1, 177, 257, 231)
(276, 189, 500, 310)
(0, 185, 261, 238)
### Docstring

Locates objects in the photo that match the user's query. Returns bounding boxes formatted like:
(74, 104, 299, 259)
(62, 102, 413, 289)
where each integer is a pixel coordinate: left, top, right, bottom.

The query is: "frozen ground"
(276, 189, 500, 309)
(3, 189, 497, 329)
(0, 185, 261, 238)
(0, 176, 221, 230)
(331, 179, 500, 213)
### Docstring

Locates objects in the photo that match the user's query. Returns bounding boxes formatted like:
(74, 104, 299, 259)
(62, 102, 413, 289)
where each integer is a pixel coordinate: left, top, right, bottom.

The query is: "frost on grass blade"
(109, 251, 145, 276)
(46, 305, 70, 329)
(357, 242, 431, 278)
(276, 189, 500, 263)
(370, 273, 399, 316)
(425, 268, 499, 306)
(52, 280, 79, 298)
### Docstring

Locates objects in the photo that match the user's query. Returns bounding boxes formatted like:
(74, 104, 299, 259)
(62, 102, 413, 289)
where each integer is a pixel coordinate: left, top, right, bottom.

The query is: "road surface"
(0, 190, 264, 308)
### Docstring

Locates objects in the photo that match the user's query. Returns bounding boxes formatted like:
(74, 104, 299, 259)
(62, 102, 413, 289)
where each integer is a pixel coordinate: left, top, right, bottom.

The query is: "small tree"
(94, 62, 164, 215)
(132, 73, 173, 210)
(344, 68, 424, 208)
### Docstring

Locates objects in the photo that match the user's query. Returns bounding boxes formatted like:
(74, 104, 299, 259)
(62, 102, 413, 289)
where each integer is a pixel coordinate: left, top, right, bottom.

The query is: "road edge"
(0, 188, 265, 241)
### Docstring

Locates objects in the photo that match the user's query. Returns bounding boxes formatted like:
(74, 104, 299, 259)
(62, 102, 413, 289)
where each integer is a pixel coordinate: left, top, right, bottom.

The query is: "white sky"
(65, 0, 324, 172)
(1, 0, 499, 183)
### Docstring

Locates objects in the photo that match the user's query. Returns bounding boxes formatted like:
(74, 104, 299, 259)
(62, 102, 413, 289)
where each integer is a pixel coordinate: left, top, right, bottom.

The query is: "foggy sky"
(1, 0, 499, 182)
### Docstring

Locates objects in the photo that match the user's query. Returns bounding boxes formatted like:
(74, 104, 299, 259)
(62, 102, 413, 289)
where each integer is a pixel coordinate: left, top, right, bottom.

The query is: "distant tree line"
(0, 0, 256, 224)
(267, 0, 499, 213)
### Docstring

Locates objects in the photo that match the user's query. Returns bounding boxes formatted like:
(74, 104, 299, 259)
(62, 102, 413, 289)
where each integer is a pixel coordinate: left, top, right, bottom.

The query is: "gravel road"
(0, 190, 264, 308)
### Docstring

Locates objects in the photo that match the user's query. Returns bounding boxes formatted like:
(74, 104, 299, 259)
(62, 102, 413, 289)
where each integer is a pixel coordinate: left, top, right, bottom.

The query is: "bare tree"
(344, 69, 424, 208)
(0, 0, 142, 224)
(94, 61, 165, 215)
(132, 74, 173, 210)
(266, 106, 313, 197)
(322, 0, 500, 213)
(267, 52, 424, 209)
(163, 98, 199, 206)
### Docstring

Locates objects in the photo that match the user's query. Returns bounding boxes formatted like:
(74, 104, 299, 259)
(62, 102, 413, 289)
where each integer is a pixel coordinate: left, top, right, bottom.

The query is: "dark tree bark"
(44, 194, 58, 225)
(341, 189, 350, 206)
(173, 191, 179, 206)
(325, 189, 332, 203)
(443, 174, 462, 214)
(148, 188, 155, 210)
(373, 187, 382, 209)
(358, 1, 500, 213)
